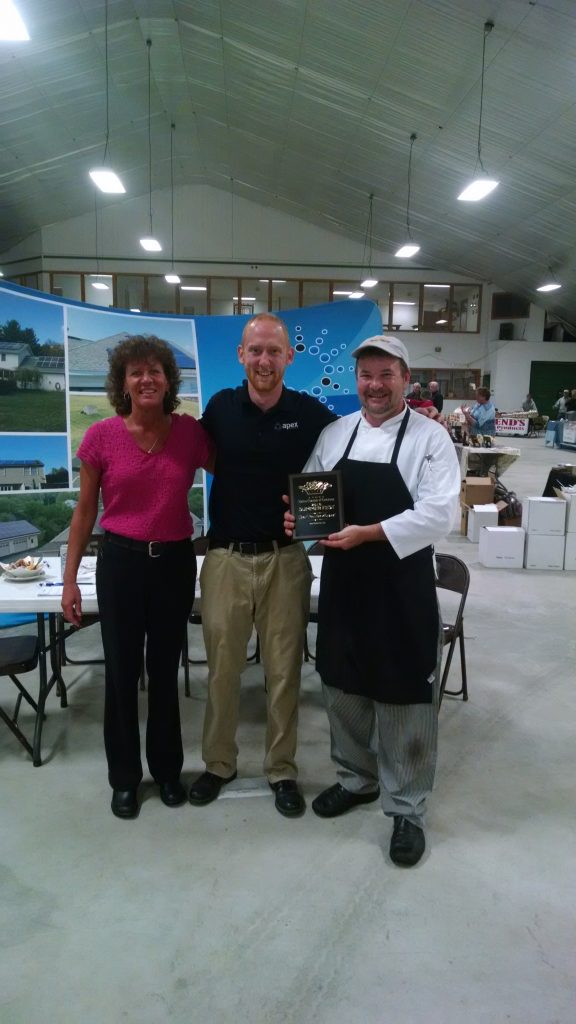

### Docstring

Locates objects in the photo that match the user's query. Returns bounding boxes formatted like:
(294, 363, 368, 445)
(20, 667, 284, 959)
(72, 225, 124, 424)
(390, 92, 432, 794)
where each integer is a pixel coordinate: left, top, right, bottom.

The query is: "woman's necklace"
(146, 436, 160, 455)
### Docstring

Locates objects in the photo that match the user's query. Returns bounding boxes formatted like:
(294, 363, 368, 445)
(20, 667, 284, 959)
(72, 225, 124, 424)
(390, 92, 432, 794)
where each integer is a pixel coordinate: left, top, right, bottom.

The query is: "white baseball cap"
(350, 335, 410, 368)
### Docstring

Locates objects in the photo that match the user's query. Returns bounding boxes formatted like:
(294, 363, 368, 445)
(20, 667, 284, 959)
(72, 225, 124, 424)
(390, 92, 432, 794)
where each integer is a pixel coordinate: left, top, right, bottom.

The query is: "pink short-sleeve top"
(77, 413, 212, 541)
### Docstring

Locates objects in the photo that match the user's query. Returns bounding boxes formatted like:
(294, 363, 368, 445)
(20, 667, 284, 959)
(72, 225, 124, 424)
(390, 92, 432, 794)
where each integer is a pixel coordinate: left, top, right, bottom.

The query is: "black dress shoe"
(312, 782, 380, 818)
(189, 770, 237, 805)
(159, 780, 187, 807)
(389, 816, 426, 867)
(269, 780, 305, 817)
(111, 788, 139, 819)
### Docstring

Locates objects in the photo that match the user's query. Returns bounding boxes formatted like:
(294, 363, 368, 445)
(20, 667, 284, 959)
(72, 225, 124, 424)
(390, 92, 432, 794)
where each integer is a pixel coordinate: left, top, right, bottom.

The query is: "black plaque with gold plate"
(288, 471, 344, 540)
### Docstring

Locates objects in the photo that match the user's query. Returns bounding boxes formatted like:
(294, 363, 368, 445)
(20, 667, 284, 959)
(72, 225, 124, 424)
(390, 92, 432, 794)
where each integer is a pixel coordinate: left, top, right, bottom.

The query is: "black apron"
(316, 408, 439, 705)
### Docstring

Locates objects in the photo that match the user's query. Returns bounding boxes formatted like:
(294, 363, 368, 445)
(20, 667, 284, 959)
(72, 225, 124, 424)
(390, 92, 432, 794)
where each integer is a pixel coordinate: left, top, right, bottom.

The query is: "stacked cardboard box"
(554, 487, 576, 569)
(479, 526, 525, 567)
(460, 476, 495, 536)
(522, 497, 566, 569)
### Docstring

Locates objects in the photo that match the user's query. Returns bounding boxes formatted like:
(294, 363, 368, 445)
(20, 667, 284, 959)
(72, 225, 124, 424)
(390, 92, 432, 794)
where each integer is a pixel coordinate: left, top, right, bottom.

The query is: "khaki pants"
(199, 543, 311, 782)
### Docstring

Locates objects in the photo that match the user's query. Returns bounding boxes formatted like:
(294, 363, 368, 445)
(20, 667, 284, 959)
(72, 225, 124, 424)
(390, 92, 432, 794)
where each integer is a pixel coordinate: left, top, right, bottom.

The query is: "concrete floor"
(1, 437, 575, 1024)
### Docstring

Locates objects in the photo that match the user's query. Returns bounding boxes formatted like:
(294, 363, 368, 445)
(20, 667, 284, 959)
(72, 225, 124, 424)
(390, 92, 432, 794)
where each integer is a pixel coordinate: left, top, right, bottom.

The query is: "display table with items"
(455, 444, 521, 481)
(556, 418, 576, 451)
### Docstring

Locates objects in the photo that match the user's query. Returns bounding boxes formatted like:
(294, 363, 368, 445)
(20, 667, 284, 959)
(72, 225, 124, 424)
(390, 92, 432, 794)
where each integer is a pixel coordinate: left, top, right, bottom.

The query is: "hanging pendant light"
(140, 38, 162, 251)
(537, 266, 561, 292)
(395, 133, 420, 258)
(360, 193, 378, 288)
(457, 21, 499, 202)
(89, 0, 125, 194)
(164, 123, 180, 283)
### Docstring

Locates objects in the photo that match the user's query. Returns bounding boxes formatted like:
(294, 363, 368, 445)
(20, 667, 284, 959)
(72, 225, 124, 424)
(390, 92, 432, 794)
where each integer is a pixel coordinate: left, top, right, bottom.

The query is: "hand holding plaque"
(288, 471, 344, 540)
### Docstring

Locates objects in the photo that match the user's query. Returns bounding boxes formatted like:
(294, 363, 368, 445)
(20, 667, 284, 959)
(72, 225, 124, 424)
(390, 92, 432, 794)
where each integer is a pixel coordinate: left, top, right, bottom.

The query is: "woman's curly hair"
(106, 335, 182, 415)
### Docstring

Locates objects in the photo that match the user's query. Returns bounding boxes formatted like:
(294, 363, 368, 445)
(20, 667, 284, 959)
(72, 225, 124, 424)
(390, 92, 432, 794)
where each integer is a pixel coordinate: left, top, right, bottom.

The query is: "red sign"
(495, 416, 530, 437)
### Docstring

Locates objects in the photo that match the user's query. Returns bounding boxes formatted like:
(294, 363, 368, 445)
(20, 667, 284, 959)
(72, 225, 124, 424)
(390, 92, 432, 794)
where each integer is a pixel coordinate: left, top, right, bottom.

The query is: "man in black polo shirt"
(189, 313, 336, 816)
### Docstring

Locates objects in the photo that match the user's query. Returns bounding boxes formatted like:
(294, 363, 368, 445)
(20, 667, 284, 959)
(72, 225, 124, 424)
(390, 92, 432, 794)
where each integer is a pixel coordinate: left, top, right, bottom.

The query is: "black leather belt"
(208, 539, 293, 555)
(103, 531, 191, 558)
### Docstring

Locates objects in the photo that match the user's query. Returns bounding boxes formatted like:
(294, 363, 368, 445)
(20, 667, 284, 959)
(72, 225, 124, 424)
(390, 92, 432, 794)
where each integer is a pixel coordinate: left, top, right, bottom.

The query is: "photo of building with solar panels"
(0, 289, 66, 432)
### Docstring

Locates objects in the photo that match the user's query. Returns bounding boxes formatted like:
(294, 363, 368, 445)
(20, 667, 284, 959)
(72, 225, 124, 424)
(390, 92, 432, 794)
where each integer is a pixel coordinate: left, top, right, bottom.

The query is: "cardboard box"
(564, 532, 576, 570)
(521, 497, 567, 536)
(467, 503, 499, 543)
(524, 533, 565, 570)
(478, 526, 525, 568)
(553, 487, 576, 533)
(461, 476, 495, 506)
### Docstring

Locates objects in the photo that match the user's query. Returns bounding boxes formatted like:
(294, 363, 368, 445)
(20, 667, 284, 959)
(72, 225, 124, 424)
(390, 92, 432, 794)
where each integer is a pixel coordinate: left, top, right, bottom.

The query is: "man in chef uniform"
(286, 336, 460, 866)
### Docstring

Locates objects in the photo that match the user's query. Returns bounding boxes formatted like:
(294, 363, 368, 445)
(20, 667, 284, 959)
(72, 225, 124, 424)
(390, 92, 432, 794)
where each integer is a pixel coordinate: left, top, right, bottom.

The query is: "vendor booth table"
(455, 444, 521, 481)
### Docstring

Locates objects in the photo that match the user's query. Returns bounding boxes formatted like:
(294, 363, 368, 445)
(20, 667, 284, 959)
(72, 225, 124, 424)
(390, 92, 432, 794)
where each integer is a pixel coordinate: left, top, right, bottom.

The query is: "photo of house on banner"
(0, 286, 66, 432)
(0, 435, 69, 492)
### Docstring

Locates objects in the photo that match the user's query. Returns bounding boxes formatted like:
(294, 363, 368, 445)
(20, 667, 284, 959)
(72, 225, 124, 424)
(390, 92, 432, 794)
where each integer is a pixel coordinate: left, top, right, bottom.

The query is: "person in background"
(189, 313, 336, 818)
(553, 389, 570, 419)
(565, 389, 576, 415)
(522, 393, 538, 413)
(61, 335, 213, 820)
(284, 335, 460, 867)
(405, 381, 422, 402)
(428, 381, 444, 414)
(461, 387, 496, 437)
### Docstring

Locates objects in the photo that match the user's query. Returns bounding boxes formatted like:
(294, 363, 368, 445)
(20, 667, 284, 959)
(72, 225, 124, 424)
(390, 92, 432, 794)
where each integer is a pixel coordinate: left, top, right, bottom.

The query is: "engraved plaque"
(288, 471, 344, 540)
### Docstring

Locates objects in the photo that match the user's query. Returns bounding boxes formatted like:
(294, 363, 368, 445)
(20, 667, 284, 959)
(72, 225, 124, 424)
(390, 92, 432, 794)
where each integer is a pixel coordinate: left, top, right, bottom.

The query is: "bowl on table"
(0, 557, 46, 581)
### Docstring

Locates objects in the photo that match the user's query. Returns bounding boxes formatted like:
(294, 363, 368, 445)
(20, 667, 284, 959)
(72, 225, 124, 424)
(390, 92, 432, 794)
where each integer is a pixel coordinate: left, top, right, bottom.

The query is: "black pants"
(96, 538, 196, 789)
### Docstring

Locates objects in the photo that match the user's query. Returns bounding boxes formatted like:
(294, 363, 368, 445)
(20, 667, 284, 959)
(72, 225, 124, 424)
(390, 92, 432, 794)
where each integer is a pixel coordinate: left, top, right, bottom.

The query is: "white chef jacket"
(304, 404, 461, 560)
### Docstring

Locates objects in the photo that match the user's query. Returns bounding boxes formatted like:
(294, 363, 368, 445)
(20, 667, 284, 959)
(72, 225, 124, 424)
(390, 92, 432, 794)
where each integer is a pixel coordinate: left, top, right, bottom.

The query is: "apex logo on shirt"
(275, 421, 299, 431)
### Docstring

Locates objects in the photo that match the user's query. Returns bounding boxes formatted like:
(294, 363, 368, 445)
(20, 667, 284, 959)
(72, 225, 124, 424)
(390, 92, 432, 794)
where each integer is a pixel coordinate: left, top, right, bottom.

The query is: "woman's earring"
(123, 392, 130, 401)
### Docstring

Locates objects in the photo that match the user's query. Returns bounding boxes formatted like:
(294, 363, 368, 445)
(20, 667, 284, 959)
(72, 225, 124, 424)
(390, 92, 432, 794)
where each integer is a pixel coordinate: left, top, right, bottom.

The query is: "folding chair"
(435, 553, 470, 708)
(0, 635, 41, 757)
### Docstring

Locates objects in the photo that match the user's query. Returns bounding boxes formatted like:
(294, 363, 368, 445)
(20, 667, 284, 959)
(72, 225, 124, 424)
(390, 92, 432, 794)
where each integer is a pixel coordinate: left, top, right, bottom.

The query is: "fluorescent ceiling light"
(349, 291, 365, 299)
(395, 244, 420, 258)
(258, 279, 287, 283)
(89, 274, 112, 279)
(89, 168, 126, 194)
(91, 282, 109, 291)
(536, 282, 561, 293)
(424, 284, 449, 289)
(0, 1, 29, 40)
(435, 319, 448, 324)
(393, 301, 416, 306)
(233, 297, 256, 301)
(333, 290, 352, 296)
(457, 178, 499, 202)
(180, 286, 207, 291)
(140, 237, 162, 252)
(129, 308, 141, 312)
(165, 273, 181, 284)
(361, 278, 378, 288)
(0, 271, 4, 277)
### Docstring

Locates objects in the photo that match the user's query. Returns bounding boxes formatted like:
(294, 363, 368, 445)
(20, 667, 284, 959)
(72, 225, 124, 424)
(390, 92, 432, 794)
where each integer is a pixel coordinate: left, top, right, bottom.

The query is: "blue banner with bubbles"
(195, 299, 382, 415)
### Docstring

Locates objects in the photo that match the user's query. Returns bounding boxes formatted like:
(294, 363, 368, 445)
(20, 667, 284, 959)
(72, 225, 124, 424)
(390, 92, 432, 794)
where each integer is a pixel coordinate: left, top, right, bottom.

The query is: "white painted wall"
(1, 183, 576, 403)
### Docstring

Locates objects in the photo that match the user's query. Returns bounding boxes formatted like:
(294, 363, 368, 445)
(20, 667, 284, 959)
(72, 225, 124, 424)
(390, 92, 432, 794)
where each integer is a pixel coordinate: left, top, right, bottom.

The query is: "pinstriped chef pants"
(321, 633, 442, 829)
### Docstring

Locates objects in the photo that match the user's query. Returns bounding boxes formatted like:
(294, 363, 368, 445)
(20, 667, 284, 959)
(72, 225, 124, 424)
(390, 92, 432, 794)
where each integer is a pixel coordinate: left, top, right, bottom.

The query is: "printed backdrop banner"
(0, 281, 381, 622)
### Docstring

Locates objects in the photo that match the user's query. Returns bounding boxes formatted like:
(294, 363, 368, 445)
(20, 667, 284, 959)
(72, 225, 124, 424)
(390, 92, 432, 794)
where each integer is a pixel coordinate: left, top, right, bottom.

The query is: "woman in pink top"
(62, 335, 213, 820)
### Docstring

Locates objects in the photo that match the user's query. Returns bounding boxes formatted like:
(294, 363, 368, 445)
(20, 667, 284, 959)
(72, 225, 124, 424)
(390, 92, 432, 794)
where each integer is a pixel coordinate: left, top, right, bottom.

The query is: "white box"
(467, 503, 499, 543)
(521, 497, 566, 535)
(553, 488, 576, 533)
(564, 533, 576, 570)
(524, 533, 565, 570)
(479, 526, 525, 568)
